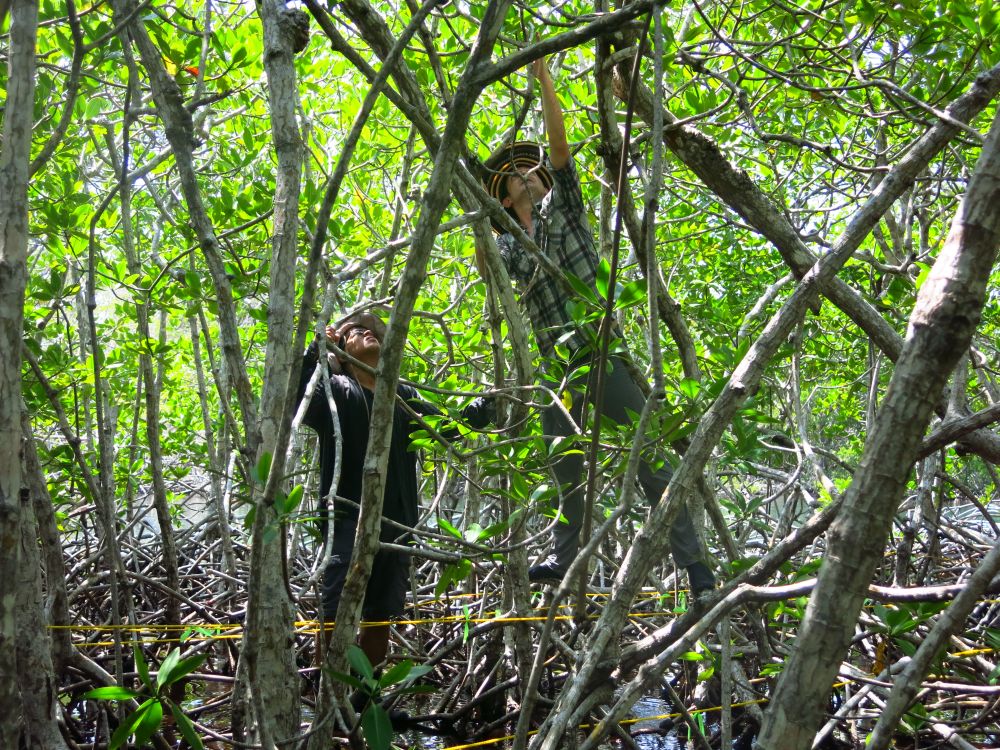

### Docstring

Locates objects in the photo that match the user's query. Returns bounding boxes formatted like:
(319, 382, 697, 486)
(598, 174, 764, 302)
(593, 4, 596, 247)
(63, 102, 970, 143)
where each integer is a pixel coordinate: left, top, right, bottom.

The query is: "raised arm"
(533, 58, 570, 170)
(296, 325, 339, 431)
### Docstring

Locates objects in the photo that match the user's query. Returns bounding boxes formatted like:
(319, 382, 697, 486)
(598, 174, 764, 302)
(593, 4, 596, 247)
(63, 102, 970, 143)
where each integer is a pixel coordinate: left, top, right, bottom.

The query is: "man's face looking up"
(340, 324, 381, 360)
(503, 167, 548, 207)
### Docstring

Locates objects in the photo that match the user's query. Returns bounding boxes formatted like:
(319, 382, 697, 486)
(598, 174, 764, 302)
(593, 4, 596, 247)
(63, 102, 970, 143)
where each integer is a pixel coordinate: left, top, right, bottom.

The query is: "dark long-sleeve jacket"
(296, 346, 494, 537)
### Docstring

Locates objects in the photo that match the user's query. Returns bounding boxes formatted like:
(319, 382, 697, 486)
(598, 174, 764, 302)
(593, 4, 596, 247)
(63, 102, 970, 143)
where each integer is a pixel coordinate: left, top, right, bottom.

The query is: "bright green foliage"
(82, 647, 205, 750)
(13, 0, 1000, 745)
(325, 645, 433, 750)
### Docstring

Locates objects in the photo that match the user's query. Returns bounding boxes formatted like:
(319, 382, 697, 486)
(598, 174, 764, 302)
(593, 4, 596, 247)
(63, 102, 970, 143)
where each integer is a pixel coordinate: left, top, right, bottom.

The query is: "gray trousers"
(540, 356, 704, 571)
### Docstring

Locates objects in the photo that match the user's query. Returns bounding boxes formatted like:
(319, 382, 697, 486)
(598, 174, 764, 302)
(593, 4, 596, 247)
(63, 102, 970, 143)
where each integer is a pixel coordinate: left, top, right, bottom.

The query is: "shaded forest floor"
(52, 496, 1000, 750)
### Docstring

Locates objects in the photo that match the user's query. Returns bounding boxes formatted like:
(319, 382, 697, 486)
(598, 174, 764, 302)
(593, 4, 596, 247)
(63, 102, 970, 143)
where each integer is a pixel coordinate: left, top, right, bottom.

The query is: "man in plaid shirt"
(481, 59, 716, 599)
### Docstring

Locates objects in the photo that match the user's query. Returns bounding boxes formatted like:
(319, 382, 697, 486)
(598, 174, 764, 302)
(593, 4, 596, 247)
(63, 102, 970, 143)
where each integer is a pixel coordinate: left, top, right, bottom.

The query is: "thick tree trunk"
(240, 0, 306, 744)
(0, 1, 38, 746)
(757, 107, 1000, 749)
(22, 413, 73, 673)
(17, 418, 69, 750)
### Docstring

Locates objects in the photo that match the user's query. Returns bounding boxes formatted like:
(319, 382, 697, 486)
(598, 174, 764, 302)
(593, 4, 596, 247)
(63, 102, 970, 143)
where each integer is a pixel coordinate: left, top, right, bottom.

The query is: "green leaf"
(347, 644, 374, 680)
(595, 257, 611, 299)
(85, 97, 108, 119)
(82, 686, 142, 701)
(156, 649, 182, 692)
(282, 484, 304, 514)
(678, 378, 701, 399)
(169, 702, 204, 750)
(184, 270, 202, 295)
(476, 516, 512, 541)
(434, 559, 472, 597)
(437, 517, 463, 540)
(616, 278, 647, 308)
(159, 653, 206, 689)
(109, 698, 160, 750)
(109, 713, 140, 750)
(563, 272, 600, 306)
(360, 703, 394, 750)
(379, 659, 415, 687)
(324, 668, 364, 691)
(913, 262, 932, 290)
(133, 699, 164, 747)
(404, 664, 433, 682)
(253, 452, 272, 484)
(511, 471, 530, 501)
(885, 276, 911, 303)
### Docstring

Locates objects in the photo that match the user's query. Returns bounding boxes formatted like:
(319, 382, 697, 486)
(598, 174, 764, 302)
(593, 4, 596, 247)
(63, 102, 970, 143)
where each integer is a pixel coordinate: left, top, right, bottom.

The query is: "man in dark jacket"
(479, 59, 715, 599)
(297, 311, 491, 667)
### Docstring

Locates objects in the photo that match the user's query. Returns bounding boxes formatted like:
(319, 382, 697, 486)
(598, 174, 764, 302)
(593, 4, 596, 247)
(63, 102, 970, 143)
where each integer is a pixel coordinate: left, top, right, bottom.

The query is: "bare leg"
(358, 624, 390, 669)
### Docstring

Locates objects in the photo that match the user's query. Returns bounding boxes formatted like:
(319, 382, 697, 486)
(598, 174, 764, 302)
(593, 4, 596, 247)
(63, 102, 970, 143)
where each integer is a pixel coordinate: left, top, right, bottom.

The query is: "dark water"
(186, 693, 688, 749)
(627, 695, 684, 750)
(391, 694, 685, 749)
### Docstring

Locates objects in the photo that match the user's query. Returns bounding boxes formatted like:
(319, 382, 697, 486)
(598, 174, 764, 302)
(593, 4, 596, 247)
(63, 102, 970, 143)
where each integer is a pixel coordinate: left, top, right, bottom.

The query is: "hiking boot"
(527, 560, 568, 584)
(686, 561, 716, 603)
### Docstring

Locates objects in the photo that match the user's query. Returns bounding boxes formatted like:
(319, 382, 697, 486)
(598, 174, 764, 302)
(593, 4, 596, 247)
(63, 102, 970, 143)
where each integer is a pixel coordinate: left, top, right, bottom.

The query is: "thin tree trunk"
(532, 55, 1000, 750)
(758, 106, 1000, 749)
(109, 0, 258, 449)
(111, 58, 183, 688)
(188, 312, 239, 589)
(327, 0, 512, 687)
(0, 1, 38, 745)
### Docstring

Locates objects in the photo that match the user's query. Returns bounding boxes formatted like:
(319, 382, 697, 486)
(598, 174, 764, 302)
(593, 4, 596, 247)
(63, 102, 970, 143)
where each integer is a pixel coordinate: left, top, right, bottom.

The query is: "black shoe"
(386, 707, 411, 729)
(528, 561, 568, 584)
(686, 561, 716, 598)
(690, 586, 715, 606)
(350, 689, 371, 714)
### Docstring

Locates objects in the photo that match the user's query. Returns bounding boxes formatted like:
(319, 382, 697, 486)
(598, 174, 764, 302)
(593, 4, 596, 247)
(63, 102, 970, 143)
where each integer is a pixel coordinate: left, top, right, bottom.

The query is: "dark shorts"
(320, 524, 410, 622)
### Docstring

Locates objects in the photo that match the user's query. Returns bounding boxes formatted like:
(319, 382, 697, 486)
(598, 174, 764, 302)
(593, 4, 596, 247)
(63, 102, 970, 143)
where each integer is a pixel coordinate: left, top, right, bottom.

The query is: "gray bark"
(17, 416, 69, 750)
(22, 411, 73, 674)
(0, 1, 38, 746)
(109, 63, 184, 689)
(110, 0, 259, 448)
(187, 312, 239, 588)
(327, 0, 512, 685)
(757, 107, 1000, 749)
(240, 0, 306, 743)
(531, 58, 1000, 750)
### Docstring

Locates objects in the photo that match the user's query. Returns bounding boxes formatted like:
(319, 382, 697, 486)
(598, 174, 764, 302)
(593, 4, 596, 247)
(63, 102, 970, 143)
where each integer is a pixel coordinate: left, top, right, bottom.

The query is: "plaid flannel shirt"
(497, 156, 601, 357)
